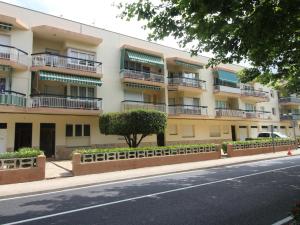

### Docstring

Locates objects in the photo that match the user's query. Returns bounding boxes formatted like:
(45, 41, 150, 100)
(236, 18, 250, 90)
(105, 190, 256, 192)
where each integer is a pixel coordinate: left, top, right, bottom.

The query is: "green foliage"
(99, 109, 167, 147)
(0, 148, 43, 159)
(75, 143, 216, 154)
(225, 138, 294, 146)
(291, 202, 300, 223)
(118, 0, 299, 94)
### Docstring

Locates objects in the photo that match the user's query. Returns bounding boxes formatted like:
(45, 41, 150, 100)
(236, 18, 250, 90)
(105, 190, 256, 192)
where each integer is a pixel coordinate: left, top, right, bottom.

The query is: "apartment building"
(0, 2, 296, 159)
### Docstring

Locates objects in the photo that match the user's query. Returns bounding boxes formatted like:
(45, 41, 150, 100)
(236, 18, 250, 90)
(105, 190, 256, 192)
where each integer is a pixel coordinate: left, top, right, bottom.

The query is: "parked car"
(257, 132, 289, 138)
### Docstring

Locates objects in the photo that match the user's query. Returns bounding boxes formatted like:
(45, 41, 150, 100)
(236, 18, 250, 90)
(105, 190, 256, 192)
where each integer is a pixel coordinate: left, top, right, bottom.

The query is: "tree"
(99, 109, 167, 147)
(119, 0, 299, 94)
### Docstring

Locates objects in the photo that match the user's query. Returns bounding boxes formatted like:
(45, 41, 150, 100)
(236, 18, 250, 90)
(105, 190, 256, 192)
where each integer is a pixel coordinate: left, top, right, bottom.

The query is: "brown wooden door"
(14, 123, 32, 150)
(40, 123, 55, 157)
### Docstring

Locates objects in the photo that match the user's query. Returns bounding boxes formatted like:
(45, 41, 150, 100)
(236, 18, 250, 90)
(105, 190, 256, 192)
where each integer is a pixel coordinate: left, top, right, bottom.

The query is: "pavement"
(0, 148, 299, 198)
(0, 155, 299, 225)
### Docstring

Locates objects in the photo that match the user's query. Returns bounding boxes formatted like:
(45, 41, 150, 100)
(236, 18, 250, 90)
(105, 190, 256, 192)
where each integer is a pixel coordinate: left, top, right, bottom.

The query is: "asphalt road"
(1, 156, 300, 225)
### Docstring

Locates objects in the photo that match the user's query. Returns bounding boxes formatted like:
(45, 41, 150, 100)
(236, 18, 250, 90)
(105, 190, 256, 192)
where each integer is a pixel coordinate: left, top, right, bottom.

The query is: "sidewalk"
(1, 149, 300, 198)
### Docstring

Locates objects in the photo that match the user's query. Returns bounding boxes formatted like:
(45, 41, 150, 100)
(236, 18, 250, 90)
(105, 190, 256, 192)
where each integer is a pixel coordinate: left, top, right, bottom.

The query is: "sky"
(1, 0, 214, 57)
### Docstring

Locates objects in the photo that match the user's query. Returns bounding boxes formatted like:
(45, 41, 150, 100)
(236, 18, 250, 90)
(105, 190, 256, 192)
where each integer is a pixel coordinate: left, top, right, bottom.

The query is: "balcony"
(244, 110, 272, 120)
(214, 79, 241, 97)
(0, 44, 28, 70)
(280, 114, 300, 120)
(0, 90, 26, 107)
(241, 89, 269, 102)
(120, 69, 165, 88)
(215, 108, 244, 118)
(121, 100, 166, 112)
(169, 105, 208, 117)
(31, 53, 102, 78)
(168, 77, 206, 93)
(279, 97, 300, 105)
(215, 108, 271, 120)
(30, 94, 102, 115)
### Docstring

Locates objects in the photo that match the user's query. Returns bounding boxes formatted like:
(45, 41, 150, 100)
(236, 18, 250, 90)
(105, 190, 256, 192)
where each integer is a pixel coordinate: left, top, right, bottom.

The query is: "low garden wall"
(72, 144, 221, 176)
(224, 139, 297, 157)
(0, 149, 45, 185)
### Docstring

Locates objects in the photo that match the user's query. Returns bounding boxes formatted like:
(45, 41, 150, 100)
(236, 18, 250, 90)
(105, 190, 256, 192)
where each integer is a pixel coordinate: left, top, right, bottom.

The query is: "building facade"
(0, 2, 297, 159)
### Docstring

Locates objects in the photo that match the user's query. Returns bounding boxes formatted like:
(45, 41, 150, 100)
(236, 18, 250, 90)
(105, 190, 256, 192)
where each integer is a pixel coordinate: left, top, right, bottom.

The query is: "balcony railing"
(30, 94, 102, 110)
(279, 97, 300, 104)
(120, 69, 164, 83)
(168, 77, 206, 89)
(215, 108, 245, 117)
(121, 100, 166, 112)
(0, 44, 28, 65)
(280, 114, 300, 120)
(244, 110, 272, 119)
(0, 90, 26, 107)
(169, 105, 208, 115)
(215, 108, 271, 119)
(241, 89, 269, 99)
(32, 53, 102, 74)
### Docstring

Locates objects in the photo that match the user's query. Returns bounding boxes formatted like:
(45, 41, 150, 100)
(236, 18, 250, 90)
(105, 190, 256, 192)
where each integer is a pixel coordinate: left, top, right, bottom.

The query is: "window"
(272, 108, 276, 115)
(210, 126, 221, 137)
(66, 124, 73, 137)
(70, 86, 95, 98)
(0, 78, 5, 93)
(270, 90, 274, 98)
(68, 49, 96, 67)
(84, 125, 90, 136)
(182, 125, 194, 138)
(216, 100, 227, 109)
(168, 124, 177, 135)
(75, 124, 82, 136)
(245, 103, 255, 111)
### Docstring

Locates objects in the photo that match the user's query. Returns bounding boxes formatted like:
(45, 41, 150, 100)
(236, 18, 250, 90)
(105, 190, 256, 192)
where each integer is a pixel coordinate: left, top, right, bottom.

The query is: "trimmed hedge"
(0, 148, 43, 159)
(222, 138, 295, 153)
(75, 144, 217, 155)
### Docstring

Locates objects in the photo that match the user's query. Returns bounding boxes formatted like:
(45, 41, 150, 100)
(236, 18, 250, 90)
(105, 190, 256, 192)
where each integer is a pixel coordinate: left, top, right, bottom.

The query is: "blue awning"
(217, 70, 239, 83)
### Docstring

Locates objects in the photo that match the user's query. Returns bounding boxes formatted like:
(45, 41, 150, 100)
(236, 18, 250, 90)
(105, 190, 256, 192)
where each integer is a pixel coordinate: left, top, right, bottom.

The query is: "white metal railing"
(168, 105, 208, 115)
(0, 44, 28, 65)
(30, 95, 102, 110)
(120, 69, 164, 83)
(279, 97, 300, 104)
(122, 100, 166, 112)
(240, 88, 269, 99)
(168, 77, 206, 89)
(215, 109, 245, 117)
(32, 53, 102, 74)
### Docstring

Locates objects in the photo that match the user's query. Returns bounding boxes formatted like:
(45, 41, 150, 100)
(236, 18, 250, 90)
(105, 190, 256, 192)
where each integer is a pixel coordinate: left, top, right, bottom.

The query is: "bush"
(0, 148, 43, 159)
(75, 143, 217, 155)
(100, 109, 167, 147)
(225, 138, 294, 146)
(291, 202, 300, 223)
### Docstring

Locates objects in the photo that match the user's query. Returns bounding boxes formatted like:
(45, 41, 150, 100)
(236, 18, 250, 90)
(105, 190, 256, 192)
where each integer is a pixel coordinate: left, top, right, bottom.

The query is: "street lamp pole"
(271, 124, 275, 153)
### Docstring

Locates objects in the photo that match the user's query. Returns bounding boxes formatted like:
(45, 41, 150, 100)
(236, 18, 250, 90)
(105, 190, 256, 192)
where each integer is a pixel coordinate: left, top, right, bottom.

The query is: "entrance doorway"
(15, 123, 32, 150)
(231, 125, 236, 141)
(40, 123, 56, 158)
(157, 132, 165, 146)
(0, 123, 7, 153)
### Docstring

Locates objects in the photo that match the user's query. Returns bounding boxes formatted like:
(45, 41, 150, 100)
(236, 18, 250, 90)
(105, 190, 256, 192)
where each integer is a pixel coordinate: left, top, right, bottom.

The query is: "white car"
(257, 132, 289, 138)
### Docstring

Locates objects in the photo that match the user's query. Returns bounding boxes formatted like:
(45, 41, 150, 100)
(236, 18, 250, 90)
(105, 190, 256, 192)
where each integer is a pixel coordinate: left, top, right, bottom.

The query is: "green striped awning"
(39, 71, 102, 86)
(175, 60, 203, 70)
(0, 22, 12, 31)
(126, 50, 164, 68)
(217, 70, 239, 83)
(124, 82, 160, 91)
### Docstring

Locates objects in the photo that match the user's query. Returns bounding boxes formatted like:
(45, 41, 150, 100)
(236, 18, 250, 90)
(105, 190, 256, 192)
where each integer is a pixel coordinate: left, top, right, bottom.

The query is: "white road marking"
(1, 156, 299, 202)
(271, 216, 293, 225)
(3, 164, 300, 225)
